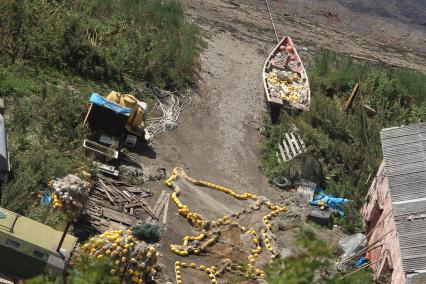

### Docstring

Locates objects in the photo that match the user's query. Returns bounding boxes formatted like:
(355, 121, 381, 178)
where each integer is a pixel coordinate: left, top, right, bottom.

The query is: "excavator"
(83, 91, 150, 161)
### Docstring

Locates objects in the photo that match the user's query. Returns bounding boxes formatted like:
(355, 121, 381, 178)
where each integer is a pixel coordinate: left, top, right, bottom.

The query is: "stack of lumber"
(74, 175, 155, 240)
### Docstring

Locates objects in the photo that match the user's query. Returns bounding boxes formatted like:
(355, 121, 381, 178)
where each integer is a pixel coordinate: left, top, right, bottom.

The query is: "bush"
(0, 0, 204, 89)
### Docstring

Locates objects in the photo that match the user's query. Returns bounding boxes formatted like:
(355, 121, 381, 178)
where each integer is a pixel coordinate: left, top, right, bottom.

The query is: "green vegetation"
(27, 256, 119, 284)
(132, 223, 160, 243)
(267, 224, 373, 284)
(262, 50, 426, 233)
(0, 0, 204, 89)
(0, 0, 203, 228)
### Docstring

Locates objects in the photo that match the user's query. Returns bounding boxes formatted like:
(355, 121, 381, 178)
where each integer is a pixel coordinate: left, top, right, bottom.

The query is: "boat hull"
(263, 37, 310, 111)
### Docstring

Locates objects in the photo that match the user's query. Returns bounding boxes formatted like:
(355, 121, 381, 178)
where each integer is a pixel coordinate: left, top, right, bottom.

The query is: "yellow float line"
(165, 168, 287, 282)
(175, 261, 217, 284)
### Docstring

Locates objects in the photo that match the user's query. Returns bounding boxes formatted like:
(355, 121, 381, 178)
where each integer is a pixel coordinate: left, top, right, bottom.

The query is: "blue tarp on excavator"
(309, 189, 349, 216)
(90, 93, 132, 115)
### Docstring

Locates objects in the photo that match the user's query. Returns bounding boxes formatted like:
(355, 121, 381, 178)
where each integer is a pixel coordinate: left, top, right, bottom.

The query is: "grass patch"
(262, 49, 426, 233)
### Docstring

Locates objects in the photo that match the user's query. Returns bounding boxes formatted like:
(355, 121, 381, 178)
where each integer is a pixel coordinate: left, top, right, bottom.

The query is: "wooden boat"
(263, 36, 310, 112)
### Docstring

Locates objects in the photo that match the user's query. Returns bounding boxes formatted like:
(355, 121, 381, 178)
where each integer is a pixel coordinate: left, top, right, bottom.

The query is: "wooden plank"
(152, 191, 166, 212)
(278, 143, 287, 162)
(277, 143, 287, 162)
(147, 191, 167, 222)
(102, 207, 136, 226)
(153, 192, 169, 218)
(137, 199, 157, 220)
(290, 132, 302, 153)
(297, 133, 306, 150)
(97, 183, 115, 204)
(282, 138, 291, 158)
(162, 193, 170, 225)
(344, 82, 359, 112)
(285, 133, 298, 157)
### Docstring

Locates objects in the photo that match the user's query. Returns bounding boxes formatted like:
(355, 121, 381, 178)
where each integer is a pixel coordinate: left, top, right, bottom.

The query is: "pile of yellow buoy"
(81, 228, 159, 283)
(266, 69, 306, 103)
(165, 167, 287, 283)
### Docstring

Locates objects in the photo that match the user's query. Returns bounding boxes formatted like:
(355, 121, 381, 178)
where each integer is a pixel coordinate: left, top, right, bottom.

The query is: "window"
(5, 239, 20, 249)
(33, 250, 48, 261)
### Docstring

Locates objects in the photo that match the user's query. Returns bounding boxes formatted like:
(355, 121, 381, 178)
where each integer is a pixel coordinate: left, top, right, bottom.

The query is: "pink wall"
(361, 161, 405, 284)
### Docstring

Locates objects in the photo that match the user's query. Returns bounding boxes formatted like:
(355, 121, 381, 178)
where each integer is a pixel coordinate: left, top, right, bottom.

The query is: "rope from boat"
(264, 0, 279, 43)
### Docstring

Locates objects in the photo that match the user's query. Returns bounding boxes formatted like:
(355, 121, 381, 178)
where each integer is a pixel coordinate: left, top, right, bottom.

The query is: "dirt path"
(136, 1, 425, 282)
(139, 34, 277, 283)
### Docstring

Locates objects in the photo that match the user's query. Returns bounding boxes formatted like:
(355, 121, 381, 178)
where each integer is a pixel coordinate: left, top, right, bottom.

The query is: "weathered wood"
(152, 191, 167, 214)
(137, 200, 157, 220)
(290, 132, 301, 153)
(285, 133, 298, 156)
(282, 138, 291, 157)
(277, 143, 287, 162)
(147, 191, 167, 223)
(102, 207, 136, 226)
(277, 130, 306, 163)
(154, 192, 169, 218)
(344, 82, 359, 112)
(162, 193, 170, 225)
(97, 182, 115, 204)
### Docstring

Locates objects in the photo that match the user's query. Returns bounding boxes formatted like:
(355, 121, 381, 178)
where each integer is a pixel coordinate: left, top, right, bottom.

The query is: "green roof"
(0, 207, 76, 254)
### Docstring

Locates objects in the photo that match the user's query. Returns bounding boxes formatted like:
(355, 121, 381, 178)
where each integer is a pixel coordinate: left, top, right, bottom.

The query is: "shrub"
(132, 223, 160, 243)
(0, 0, 204, 89)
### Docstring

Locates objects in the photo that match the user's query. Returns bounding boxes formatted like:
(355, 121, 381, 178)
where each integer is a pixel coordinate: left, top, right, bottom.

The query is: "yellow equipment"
(106, 91, 148, 138)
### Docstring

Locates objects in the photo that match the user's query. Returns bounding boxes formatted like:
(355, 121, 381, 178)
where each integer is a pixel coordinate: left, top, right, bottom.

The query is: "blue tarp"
(90, 93, 132, 115)
(355, 256, 368, 268)
(309, 188, 349, 216)
(41, 190, 53, 205)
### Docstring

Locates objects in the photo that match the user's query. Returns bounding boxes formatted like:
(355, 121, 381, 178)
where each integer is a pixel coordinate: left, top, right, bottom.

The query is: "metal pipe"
(56, 222, 71, 259)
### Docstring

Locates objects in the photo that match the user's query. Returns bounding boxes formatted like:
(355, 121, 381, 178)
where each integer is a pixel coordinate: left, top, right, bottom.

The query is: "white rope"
(265, 0, 280, 43)
(144, 86, 191, 145)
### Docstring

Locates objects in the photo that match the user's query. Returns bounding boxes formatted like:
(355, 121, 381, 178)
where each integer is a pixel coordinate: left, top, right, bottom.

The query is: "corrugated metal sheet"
(381, 123, 426, 273)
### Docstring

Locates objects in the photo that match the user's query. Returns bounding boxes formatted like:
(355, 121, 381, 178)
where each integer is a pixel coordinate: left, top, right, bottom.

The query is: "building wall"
(361, 161, 405, 284)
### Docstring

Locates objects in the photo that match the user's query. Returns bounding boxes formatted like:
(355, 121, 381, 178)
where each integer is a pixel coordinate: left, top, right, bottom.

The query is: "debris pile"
(165, 168, 288, 283)
(74, 175, 154, 239)
(51, 174, 91, 222)
(81, 228, 159, 283)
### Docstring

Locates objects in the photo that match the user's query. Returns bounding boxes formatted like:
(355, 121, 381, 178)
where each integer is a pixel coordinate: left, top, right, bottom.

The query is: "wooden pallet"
(277, 131, 306, 162)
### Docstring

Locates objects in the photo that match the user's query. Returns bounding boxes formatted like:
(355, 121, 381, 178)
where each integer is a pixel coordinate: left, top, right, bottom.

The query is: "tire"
(272, 176, 290, 189)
